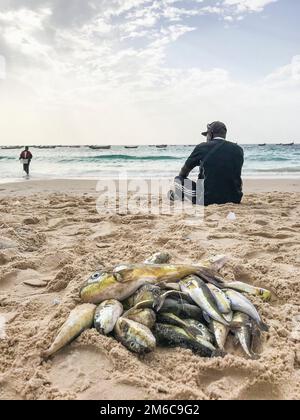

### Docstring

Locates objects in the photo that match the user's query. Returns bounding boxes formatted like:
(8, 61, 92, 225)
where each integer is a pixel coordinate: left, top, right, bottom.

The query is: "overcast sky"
(0, 0, 299, 145)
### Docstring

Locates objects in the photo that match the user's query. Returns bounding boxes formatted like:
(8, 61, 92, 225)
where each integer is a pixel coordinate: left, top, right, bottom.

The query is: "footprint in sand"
(0, 269, 47, 293)
(89, 222, 116, 241)
(48, 345, 146, 400)
(197, 368, 251, 400)
(237, 382, 282, 401)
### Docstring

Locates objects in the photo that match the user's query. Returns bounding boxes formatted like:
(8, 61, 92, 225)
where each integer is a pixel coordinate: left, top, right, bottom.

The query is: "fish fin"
(134, 300, 152, 309)
(160, 282, 181, 291)
(196, 268, 225, 288)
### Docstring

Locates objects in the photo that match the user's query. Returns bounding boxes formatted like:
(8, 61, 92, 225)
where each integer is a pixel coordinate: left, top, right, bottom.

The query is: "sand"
(0, 178, 299, 400)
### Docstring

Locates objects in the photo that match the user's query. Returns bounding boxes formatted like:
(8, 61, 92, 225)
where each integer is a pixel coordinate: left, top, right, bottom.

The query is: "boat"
(156, 145, 167, 149)
(282, 142, 294, 146)
(124, 146, 139, 149)
(34, 146, 56, 149)
(1, 146, 22, 150)
(89, 146, 111, 150)
(258, 143, 266, 146)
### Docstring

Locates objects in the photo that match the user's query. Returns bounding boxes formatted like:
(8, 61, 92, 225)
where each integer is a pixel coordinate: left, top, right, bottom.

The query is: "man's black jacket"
(180, 139, 244, 206)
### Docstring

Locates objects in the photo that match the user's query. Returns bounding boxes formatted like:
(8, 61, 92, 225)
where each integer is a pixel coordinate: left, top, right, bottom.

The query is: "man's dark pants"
(23, 163, 30, 175)
(173, 176, 204, 205)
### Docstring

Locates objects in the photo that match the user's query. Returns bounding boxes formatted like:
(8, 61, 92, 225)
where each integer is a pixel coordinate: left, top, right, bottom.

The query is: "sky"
(0, 0, 299, 145)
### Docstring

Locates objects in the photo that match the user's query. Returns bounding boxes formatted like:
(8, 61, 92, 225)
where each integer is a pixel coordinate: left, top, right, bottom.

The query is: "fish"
(210, 320, 230, 351)
(80, 271, 149, 304)
(144, 252, 171, 264)
(157, 312, 212, 342)
(41, 304, 96, 359)
(154, 323, 218, 358)
(159, 298, 205, 322)
(129, 284, 169, 310)
(232, 312, 259, 359)
(94, 300, 123, 335)
(123, 307, 156, 329)
(223, 311, 234, 323)
(80, 263, 225, 305)
(207, 284, 232, 315)
(113, 263, 215, 285)
(114, 317, 156, 354)
(225, 290, 269, 332)
(225, 281, 271, 302)
(180, 276, 230, 327)
(183, 319, 214, 343)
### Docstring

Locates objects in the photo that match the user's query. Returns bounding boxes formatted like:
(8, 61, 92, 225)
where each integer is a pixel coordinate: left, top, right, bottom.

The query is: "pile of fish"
(41, 253, 271, 360)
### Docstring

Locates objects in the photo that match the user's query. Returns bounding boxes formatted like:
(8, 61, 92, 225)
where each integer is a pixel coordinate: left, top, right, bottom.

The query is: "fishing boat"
(89, 146, 111, 150)
(35, 146, 56, 149)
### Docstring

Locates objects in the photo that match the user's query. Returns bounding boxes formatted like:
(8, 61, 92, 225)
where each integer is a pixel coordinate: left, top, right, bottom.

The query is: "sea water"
(0, 144, 299, 183)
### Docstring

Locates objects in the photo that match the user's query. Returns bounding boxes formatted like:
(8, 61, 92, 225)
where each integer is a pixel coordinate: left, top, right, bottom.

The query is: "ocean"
(0, 144, 299, 183)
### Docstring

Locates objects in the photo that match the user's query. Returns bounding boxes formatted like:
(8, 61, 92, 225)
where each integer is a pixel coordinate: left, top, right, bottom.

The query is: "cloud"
(222, 0, 278, 13)
(0, 0, 296, 145)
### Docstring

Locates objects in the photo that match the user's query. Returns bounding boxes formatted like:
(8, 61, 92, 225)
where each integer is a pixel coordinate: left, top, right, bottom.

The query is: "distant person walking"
(19, 146, 33, 177)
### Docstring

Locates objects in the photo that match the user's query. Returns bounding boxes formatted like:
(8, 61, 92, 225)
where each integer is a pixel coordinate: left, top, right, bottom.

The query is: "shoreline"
(0, 177, 299, 195)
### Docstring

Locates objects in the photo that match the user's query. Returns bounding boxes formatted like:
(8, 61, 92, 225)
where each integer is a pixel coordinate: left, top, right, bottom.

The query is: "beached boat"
(89, 146, 111, 150)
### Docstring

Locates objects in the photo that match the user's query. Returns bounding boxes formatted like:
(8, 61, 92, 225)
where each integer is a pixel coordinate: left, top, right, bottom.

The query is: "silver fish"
(210, 320, 229, 351)
(207, 284, 232, 314)
(232, 312, 259, 359)
(225, 281, 271, 302)
(94, 300, 123, 335)
(225, 290, 269, 332)
(180, 276, 229, 327)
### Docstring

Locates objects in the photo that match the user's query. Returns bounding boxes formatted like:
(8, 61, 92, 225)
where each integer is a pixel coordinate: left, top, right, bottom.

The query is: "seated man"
(171, 121, 244, 206)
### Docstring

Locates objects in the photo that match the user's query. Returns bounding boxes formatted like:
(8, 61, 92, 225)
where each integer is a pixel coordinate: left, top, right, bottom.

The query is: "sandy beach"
(0, 178, 299, 400)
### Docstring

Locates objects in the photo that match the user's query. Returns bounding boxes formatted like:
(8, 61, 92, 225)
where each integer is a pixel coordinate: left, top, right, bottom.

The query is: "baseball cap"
(201, 121, 227, 137)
